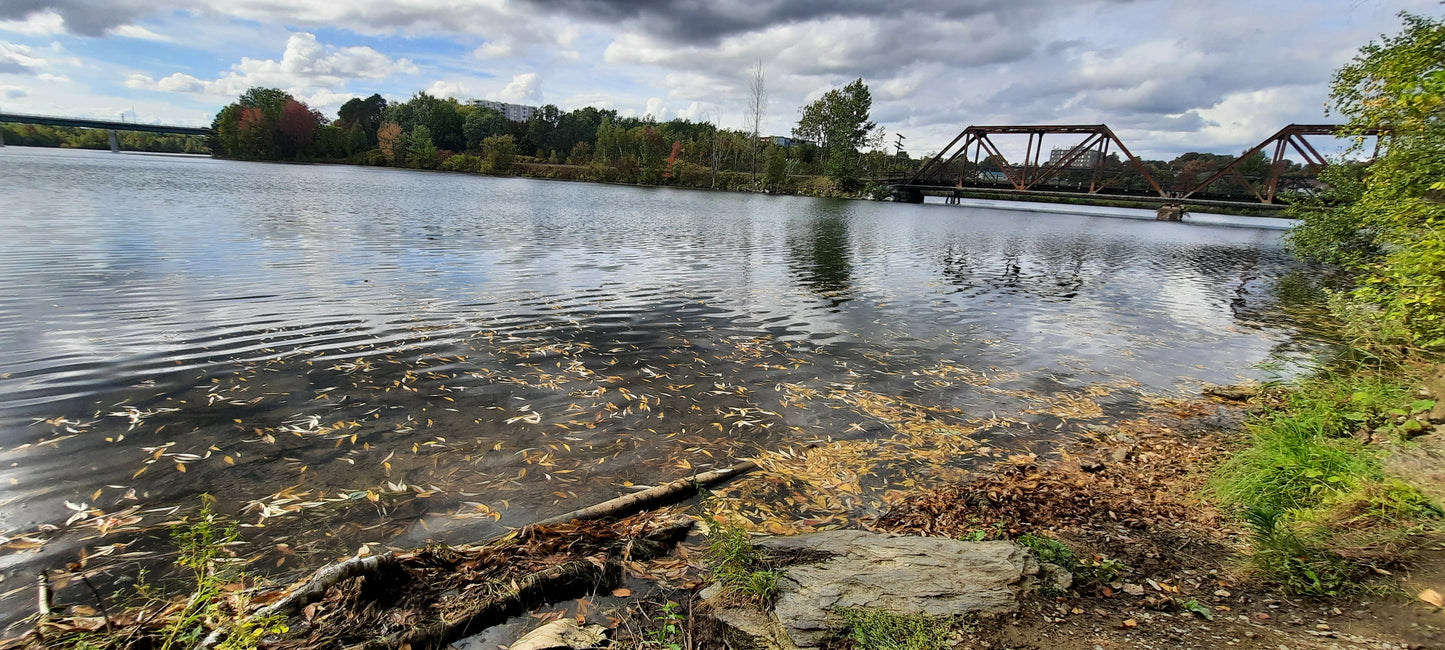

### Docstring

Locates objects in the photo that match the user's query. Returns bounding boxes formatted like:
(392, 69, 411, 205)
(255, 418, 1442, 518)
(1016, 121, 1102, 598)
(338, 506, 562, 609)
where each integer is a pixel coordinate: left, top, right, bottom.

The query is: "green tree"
(337, 93, 387, 144)
(317, 124, 345, 158)
(481, 134, 516, 173)
(1286, 12, 1445, 345)
(525, 104, 562, 156)
(463, 107, 509, 150)
(386, 93, 465, 151)
(793, 78, 876, 183)
(345, 123, 369, 156)
(764, 144, 787, 188)
(408, 124, 439, 169)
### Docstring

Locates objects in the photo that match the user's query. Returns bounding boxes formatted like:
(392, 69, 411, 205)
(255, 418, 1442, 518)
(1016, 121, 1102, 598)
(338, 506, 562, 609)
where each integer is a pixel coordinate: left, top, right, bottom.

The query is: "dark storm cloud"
(0, 0, 151, 35)
(526, 0, 1126, 43)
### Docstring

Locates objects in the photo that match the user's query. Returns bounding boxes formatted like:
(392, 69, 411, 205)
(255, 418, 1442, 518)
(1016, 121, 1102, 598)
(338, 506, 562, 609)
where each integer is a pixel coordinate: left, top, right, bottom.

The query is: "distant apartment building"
(468, 99, 538, 122)
(1046, 148, 1102, 169)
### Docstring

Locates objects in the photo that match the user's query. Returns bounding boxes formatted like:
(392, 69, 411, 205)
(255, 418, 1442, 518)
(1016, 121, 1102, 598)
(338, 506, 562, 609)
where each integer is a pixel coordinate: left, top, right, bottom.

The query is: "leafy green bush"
(440, 153, 483, 173)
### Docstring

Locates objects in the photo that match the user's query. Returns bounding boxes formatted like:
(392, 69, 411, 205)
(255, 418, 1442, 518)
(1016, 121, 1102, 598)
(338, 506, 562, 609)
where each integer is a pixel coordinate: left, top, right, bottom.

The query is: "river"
(0, 146, 1322, 624)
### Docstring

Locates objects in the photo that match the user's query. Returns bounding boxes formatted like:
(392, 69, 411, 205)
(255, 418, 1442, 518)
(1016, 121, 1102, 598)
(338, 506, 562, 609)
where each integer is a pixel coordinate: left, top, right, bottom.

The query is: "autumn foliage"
(210, 88, 325, 160)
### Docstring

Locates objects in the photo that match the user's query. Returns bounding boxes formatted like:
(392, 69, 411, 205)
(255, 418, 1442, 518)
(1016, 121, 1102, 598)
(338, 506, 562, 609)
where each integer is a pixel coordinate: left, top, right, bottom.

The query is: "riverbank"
(11, 376, 1444, 649)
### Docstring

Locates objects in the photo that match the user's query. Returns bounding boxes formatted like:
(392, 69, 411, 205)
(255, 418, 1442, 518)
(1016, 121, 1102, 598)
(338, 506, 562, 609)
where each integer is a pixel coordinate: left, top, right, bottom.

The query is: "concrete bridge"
(0, 112, 210, 152)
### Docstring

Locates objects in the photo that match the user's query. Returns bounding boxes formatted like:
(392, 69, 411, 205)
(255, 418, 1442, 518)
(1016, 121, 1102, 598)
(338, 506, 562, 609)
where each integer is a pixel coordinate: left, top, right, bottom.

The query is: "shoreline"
(12, 387, 1445, 649)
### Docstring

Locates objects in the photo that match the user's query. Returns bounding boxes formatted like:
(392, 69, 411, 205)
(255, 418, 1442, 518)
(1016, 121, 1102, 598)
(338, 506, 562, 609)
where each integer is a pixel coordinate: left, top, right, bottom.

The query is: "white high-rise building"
(468, 99, 538, 122)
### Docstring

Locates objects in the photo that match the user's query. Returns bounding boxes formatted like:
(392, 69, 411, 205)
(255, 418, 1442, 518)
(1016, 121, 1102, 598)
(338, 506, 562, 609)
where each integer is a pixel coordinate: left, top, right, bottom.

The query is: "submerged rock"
(1202, 383, 1259, 401)
(756, 530, 1039, 647)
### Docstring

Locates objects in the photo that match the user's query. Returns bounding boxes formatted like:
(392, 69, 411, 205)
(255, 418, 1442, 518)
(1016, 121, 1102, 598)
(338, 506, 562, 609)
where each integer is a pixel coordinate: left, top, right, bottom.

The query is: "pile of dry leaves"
(879, 400, 1245, 574)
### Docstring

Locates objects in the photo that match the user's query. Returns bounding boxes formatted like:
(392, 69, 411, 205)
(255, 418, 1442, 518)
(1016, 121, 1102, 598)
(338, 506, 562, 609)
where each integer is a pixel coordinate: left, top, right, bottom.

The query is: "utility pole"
(893, 133, 906, 178)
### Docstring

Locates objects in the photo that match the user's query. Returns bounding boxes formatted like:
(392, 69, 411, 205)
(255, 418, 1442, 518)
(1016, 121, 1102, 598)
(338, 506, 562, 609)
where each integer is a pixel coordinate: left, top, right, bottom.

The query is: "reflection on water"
(790, 210, 854, 302)
(0, 147, 1327, 624)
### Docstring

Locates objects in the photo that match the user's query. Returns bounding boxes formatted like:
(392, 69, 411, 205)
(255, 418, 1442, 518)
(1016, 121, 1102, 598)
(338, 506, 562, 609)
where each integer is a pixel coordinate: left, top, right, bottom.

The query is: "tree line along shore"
(7, 73, 1325, 203)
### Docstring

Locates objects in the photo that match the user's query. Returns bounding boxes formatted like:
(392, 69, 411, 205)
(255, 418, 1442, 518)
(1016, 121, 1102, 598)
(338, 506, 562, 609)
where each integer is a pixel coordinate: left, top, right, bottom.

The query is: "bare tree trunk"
(711, 107, 720, 189)
(746, 60, 767, 187)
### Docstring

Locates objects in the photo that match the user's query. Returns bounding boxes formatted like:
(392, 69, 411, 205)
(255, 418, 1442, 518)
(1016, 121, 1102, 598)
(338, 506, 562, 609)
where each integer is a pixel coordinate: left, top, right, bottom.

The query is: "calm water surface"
(0, 147, 1318, 621)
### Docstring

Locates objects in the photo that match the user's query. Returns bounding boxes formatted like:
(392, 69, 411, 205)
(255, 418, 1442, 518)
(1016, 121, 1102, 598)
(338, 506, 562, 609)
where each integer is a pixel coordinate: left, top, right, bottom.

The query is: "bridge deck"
(0, 112, 209, 136)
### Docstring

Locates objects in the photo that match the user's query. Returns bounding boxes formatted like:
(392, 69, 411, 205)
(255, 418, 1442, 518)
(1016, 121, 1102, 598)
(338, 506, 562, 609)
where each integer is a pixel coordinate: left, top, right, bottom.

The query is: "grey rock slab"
(757, 530, 1038, 647)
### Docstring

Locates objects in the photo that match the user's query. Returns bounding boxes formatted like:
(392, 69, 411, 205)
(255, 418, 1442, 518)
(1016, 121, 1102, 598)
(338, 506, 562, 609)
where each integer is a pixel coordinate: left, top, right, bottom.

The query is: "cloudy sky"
(0, 0, 1434, 159)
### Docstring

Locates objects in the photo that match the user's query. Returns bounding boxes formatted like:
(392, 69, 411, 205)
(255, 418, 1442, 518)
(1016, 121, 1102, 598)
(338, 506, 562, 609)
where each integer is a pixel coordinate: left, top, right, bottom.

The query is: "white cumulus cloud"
(126, 32, 416, 106)
(492, 72, 541, 103)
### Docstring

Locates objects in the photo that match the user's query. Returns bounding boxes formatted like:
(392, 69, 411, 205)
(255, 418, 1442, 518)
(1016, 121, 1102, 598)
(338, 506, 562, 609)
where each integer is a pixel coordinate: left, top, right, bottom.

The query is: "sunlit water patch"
(0, 147, 1326, 625)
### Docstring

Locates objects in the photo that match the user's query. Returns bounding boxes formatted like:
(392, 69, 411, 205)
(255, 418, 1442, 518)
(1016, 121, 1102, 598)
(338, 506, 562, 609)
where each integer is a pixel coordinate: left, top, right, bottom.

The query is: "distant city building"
(468, 99, 538, 122)
(1046, 148, 1101, 169)
(763, 135, 808, 147)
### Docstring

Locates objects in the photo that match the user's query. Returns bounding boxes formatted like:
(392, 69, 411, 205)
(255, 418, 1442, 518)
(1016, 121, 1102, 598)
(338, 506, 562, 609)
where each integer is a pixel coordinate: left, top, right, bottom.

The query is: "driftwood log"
(532, 457, 762, 527)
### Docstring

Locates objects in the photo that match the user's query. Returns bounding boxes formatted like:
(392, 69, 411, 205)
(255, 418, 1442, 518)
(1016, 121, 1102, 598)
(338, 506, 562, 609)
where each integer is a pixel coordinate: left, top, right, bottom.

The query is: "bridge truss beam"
(1180, 124, 1382, 203)
(907, 124, 1166, 198)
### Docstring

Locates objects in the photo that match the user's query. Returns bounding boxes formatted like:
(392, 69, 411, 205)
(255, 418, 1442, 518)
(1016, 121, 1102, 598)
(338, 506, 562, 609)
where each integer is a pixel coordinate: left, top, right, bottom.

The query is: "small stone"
(1316, 623, 1331, 631)
(1214, 589, 1231, 598)
(1124, 583, 1146, 596)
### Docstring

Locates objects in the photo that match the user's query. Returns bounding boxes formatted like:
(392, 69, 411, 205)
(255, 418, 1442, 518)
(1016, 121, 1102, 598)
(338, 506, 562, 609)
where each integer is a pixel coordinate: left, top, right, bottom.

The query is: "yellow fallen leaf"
(1420, 589, 1444, 608)
(224, 456, 235, 465)
(611, 588, 632, 597)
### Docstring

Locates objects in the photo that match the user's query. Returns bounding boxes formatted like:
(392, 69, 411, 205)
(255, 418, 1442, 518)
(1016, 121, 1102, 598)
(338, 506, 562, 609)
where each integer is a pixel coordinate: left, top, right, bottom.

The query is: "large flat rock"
(757, 531, 1037, 647)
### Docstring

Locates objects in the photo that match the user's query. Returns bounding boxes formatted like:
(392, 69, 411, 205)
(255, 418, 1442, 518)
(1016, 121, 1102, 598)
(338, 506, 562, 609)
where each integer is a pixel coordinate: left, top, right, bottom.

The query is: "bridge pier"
(1156, 203, 1186, 221)
(108, 130, 120, 153)
(891, 187, 924, 204)
(0, 127, 5, 147)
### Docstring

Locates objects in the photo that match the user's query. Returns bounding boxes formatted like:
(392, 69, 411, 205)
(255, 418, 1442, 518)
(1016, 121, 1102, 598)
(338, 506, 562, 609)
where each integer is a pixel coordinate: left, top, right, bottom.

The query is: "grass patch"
(704, 521, 779, 604)
(826, 608, 968, 650)
(1212, 366, 1443, 595)
(1016, 534, 1124, 586)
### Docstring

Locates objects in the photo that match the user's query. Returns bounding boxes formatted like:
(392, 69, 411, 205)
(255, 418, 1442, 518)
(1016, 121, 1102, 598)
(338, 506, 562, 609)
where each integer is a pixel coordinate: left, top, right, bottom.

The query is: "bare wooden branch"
(255, 552, 396, 619)
(33, 573, 51, 642)
(532, 459, 758, 527)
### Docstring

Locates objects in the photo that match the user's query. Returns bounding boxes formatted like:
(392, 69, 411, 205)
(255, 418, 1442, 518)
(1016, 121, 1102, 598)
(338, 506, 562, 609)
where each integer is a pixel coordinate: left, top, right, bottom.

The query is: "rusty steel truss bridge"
(889, 123, 1381, 209)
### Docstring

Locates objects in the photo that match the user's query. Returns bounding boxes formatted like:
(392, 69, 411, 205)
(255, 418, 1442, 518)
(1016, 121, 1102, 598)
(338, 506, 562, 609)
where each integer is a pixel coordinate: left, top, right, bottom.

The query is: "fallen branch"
(345, 517, 693, 650)
(199, 553, 397, 650)
(533, 457, 763, 527)
(344, 558, 614, 650)
(255, 552, 396, 619)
